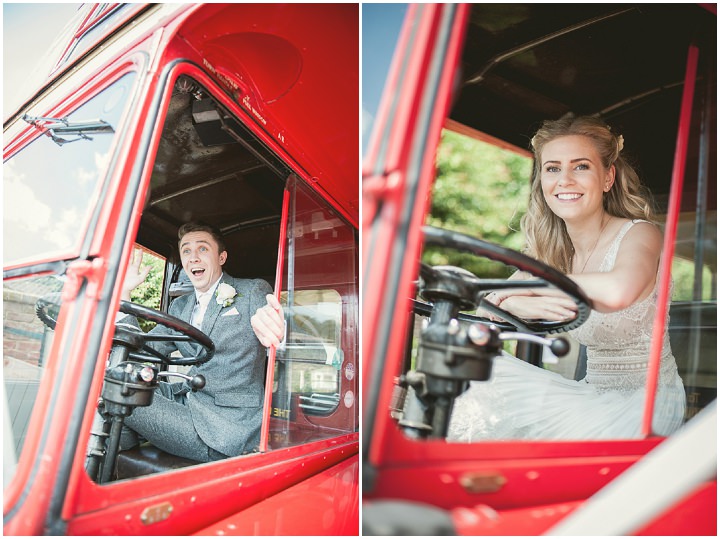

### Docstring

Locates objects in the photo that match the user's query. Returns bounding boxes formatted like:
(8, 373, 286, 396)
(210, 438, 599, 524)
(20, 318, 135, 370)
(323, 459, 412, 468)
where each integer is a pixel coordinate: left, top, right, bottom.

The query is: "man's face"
(179, 231, 227, 293)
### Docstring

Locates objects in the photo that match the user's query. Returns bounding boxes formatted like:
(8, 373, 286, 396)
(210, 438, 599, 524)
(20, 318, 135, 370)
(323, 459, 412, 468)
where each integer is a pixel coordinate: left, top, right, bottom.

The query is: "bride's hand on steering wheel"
(498, 294, 578, 322)
(476, 291, 514, 321)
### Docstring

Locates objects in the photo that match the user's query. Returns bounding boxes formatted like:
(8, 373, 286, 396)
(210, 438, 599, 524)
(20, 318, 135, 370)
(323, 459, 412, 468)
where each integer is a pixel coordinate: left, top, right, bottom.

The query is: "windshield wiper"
(22, 114, 114, 146)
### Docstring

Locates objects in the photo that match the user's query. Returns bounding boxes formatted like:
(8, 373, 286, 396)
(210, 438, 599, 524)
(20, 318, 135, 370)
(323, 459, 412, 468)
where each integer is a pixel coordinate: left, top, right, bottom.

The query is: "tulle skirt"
(447, 352, 686, 442)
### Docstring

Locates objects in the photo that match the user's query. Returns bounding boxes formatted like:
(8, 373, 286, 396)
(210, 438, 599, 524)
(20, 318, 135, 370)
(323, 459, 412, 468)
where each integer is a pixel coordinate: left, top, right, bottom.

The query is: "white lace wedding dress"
(447, 220, 686, 441)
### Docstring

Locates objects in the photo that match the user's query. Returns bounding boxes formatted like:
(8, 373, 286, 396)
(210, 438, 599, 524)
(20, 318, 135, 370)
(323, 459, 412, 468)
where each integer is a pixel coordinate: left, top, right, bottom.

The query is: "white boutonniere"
(216, 283, 238, 307)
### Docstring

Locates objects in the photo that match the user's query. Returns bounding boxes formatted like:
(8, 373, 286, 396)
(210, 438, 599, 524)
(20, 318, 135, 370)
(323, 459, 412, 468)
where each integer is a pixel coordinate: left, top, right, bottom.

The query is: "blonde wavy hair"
(520, 115, 657, 273)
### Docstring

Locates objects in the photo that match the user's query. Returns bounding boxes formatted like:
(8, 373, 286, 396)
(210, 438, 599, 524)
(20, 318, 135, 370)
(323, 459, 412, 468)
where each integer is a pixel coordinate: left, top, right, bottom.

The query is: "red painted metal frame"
(74, 4, 120, 38)
(51, 3, 123, 73)
(260, 189, 291, 451)
(367, 436, 665, 509)
(65, 435, 358, 535)
(633, 480, 716, 535)
(362, 4, 471, 467)
(447, 480, 716, 536)
(361, 5, 714, 536)
(192, 456, 359, 535)
(641, 44, 699, 436)
(4, 4, 359, 535)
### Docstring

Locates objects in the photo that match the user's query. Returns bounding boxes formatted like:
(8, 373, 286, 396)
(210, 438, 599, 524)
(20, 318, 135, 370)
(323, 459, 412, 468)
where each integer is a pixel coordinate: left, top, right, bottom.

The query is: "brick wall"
(3, 288, 48, 369)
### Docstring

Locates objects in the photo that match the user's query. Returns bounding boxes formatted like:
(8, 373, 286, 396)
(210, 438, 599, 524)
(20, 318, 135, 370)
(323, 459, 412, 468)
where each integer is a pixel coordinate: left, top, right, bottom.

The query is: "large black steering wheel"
(116, 301, 215, 365)
(35, 296, 215, 365)
(418, 226, 592, 334)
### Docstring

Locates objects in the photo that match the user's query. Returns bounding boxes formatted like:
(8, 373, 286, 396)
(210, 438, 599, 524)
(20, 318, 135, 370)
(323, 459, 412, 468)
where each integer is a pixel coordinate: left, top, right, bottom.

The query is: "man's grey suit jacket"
(145, 274, 272, 457)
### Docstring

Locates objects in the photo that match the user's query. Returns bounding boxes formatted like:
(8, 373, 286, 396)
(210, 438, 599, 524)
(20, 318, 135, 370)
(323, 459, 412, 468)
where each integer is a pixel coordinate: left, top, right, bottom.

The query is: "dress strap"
(600, 219, 647, 271)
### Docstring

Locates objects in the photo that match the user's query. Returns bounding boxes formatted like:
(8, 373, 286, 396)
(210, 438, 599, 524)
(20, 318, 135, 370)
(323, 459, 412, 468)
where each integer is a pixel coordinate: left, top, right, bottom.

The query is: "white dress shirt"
(191, 274, 223, 329)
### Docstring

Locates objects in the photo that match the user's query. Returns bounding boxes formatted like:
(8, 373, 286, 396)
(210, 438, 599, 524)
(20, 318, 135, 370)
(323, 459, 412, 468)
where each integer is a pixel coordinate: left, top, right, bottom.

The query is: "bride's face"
(539, 135, 614, 223)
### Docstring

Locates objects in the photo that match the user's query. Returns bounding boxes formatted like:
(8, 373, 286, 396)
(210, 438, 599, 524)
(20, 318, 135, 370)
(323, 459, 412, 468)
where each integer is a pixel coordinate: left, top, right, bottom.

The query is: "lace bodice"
(569, 220, 678, 393)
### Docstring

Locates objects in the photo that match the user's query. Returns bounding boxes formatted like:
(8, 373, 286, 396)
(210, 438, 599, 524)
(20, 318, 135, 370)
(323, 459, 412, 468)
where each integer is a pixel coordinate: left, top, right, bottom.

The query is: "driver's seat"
(115, 443, 200, 480)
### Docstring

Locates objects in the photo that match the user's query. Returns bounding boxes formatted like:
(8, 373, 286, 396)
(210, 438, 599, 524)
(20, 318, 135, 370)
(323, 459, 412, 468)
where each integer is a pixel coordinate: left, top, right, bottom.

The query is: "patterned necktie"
(192, 292, 212, 329)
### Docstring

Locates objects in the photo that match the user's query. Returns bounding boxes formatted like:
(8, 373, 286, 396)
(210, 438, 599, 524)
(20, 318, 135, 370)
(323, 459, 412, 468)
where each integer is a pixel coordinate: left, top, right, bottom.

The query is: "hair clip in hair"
(616, 134, 624, 153)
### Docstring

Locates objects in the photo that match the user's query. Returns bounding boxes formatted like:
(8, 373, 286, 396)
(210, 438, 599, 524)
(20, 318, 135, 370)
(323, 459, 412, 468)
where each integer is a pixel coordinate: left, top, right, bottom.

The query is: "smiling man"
(118, 222, 285, 462)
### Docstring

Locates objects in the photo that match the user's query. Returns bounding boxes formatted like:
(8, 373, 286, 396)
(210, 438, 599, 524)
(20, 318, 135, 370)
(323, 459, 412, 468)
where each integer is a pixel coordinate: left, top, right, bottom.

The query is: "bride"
(447, 116, 685, 441)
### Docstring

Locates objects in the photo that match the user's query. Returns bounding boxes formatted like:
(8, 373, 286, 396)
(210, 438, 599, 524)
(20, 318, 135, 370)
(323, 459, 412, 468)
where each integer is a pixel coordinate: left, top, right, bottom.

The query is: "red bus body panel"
(361, 4, 715, 536)
(4, 4, 358, 535)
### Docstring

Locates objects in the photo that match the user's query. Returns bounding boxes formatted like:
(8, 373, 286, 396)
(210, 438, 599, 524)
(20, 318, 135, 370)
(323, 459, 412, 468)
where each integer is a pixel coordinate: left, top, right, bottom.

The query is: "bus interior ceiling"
(451, 4, 716, 211)
(136, 77, 287, 284)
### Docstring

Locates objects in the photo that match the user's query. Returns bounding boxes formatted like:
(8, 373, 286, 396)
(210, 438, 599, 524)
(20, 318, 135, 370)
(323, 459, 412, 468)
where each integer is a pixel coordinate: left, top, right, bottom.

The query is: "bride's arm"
(480, 270, 577, 322)
(568, 222, 661, 313)
(490, 222, 662, 317)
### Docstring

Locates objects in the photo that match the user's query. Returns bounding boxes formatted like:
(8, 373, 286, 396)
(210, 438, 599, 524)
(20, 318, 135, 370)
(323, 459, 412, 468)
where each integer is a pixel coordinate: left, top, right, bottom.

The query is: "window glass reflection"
(3, 73, 135, 265)
(270, 178, 358, 449)
(4, 273, 64, 484)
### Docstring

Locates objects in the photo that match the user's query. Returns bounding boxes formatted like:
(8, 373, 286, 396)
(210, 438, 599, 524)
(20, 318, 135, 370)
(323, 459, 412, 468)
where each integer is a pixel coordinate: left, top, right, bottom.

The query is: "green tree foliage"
(129, 252, 165, 331)
(423, 129, 533, 278)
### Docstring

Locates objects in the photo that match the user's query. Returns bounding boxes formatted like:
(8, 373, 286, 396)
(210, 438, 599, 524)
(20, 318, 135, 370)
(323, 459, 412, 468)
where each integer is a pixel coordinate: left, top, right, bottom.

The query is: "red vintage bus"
(4, 4, 358, 535)
(362, 4, 715, 535)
